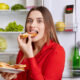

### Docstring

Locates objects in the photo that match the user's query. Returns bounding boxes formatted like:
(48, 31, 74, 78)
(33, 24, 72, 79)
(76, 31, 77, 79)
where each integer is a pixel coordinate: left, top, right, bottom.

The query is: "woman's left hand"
(1, 72, 17, 80)
(17, 34, 34, 58)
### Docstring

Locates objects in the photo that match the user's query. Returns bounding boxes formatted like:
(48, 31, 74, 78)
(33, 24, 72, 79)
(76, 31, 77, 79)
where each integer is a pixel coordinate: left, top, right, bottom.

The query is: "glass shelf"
(56, 27, 77, 32)
(0, 9, 29, 15)
(0, 32, 24, 34)
(0, 51, 18, 55)
(0, 9, 29, 12)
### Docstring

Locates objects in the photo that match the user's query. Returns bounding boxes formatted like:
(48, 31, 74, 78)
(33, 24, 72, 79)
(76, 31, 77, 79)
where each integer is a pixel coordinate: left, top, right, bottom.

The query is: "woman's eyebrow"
(37, 18, 43, 20)
(27, 17, 43, 20)
(27, 18, 31, 19)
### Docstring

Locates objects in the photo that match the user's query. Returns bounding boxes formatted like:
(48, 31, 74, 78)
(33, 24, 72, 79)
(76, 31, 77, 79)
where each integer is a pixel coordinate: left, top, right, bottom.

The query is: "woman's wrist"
(24, 51, 34, 58)
(27, 53, 34, 58)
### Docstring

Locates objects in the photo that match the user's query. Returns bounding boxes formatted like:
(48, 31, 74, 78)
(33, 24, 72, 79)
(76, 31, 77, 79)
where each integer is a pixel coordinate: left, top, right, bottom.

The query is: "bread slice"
(0, 62, 26, 70)
(20, 32, 37, 38)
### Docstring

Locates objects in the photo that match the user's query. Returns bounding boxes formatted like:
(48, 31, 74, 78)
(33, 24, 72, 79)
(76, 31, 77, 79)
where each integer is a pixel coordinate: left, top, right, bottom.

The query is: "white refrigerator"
(0, 0, 80, 80)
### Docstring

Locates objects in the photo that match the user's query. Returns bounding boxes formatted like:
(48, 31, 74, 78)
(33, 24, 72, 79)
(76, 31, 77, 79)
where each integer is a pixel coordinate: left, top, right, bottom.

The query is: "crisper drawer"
(62, 77, 80, 80)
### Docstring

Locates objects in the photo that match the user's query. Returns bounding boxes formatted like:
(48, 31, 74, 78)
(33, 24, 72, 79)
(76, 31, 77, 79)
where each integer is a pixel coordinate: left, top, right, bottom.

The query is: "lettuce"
(5, 21, 24, 32)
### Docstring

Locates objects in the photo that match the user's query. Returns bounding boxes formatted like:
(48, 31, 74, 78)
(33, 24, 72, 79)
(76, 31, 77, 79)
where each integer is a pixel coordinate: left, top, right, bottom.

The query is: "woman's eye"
(27, 19, 33, 23)
(37, 19, 43, 23)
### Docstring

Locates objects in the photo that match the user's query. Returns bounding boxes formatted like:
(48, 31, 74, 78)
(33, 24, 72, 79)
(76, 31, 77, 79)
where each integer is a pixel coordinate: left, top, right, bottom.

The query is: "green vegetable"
(0, 28, 5, 32)
(0, 36, 7, 52)
(11, 4, 26, 10)
(5, 21, 24, 32)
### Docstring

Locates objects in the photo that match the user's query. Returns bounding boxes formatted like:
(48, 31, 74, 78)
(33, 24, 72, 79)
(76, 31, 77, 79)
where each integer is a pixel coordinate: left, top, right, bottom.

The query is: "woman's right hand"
(1, 72, 17, 80)
(17, 34, 34, 58)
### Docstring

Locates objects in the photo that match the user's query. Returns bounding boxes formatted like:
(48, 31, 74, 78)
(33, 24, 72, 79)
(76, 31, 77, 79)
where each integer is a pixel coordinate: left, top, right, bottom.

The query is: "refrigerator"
(44, 0, 80, 79)
(0, 0, 80, 80)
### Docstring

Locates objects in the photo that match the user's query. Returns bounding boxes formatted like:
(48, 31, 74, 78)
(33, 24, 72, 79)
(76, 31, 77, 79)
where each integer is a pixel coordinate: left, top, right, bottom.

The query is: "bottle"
(72, 46, 80, 77)
(73, 47, 79, 70)
(77, 42, 80, 68)
(26, 0, 37, 10)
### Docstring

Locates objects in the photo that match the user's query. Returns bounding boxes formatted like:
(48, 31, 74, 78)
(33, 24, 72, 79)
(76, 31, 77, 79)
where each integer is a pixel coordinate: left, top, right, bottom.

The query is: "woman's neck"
(33, 37, 47, 55)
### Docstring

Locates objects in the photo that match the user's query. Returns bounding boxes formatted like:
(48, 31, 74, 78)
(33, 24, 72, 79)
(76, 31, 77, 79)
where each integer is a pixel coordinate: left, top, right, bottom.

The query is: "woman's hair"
(25, 6, 59, 44)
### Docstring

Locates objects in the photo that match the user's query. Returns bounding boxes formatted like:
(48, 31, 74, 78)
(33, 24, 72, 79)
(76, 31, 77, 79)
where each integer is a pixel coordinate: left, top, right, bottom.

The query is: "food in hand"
(20, 32, 37, 38)
(0, 62, 13, 69)
(0, 62, 26, 70)
(0, 3, 9, 10)
(11, 64, 26, 70)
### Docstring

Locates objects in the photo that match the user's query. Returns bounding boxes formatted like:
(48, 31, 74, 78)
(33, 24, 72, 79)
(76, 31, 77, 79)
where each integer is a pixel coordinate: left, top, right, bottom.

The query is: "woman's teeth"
(30, 30, 38, 34)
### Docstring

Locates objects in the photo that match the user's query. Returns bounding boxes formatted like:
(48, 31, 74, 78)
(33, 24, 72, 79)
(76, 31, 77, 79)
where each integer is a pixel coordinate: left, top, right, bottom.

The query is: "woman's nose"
(31, 20, 36, 27)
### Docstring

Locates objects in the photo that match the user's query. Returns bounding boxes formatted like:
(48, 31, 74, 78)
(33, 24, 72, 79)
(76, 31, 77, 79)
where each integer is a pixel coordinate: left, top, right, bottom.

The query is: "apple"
(0, 3, 9, 10)
(56, 22, 65, 32)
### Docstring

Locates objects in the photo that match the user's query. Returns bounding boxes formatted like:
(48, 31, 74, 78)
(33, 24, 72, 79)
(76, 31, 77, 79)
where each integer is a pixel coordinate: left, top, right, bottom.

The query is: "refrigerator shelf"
(56, 27, 78, 32)
(0, 32, 24, 34)
(0, 9, 29, 15)
(0, 51, 18, 55)
(0, 9, 29, 12)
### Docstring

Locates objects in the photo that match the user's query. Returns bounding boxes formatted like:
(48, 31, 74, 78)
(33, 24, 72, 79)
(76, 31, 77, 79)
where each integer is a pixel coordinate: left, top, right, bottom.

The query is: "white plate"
(0, 67, 24, 73)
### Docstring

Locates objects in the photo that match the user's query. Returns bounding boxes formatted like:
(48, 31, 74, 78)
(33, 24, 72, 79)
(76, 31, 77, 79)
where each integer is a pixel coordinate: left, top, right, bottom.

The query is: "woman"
(1, 6, 65, 80)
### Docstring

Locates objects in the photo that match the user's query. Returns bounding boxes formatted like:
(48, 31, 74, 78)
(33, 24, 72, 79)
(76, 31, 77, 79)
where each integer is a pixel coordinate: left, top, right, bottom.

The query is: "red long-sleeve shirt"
(14, 40, 65, 80)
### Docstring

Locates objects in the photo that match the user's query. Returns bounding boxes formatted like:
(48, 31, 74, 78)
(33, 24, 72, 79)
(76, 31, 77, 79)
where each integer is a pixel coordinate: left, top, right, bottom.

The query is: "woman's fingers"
(5, 73, 17, 80)
(27, 35, 32, 44)
(1, 73, 17, 80)
(17, 34, 26, 48)
(1, 72, 7, 78)
(9, 73, 17, 80)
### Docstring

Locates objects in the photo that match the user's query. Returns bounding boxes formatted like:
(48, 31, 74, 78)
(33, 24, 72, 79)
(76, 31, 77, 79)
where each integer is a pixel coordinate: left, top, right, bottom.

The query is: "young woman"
(1, 6, 65, 80)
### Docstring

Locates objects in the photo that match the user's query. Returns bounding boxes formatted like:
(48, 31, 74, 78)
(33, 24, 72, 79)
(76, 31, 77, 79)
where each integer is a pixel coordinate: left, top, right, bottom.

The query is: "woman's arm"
(27, 46, 65, 80)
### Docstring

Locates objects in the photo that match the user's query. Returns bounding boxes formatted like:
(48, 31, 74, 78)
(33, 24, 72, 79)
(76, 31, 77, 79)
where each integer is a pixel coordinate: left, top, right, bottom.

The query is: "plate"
(0, 67, 24, 73)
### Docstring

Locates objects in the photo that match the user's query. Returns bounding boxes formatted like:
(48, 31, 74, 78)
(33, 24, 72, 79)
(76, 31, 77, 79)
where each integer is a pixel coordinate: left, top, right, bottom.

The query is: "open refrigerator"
(0, 0, 80, 80)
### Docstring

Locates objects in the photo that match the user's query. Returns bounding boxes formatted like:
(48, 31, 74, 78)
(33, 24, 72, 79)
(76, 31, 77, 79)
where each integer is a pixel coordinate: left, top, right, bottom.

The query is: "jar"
(26, 0, 37, 9)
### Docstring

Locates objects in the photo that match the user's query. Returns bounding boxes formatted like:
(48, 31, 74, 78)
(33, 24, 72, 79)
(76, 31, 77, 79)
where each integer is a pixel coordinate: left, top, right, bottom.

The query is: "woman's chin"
(32, 38, 38, 42)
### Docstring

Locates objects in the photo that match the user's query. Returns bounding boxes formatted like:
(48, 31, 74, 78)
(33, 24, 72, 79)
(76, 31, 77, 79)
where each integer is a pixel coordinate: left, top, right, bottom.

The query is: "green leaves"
(0, 21, 24, 32)
(0, 28, 5, 32)
(11, 4, 26, 10)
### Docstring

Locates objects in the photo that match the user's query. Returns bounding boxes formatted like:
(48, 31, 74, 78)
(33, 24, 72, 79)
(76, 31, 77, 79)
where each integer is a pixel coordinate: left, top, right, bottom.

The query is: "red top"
(13, 40, 65, 80)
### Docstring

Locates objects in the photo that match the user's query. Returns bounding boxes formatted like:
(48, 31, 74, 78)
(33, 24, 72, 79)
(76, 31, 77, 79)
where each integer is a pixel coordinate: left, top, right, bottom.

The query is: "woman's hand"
(17, 34, 34, 58)
(1, 72, 17, 80)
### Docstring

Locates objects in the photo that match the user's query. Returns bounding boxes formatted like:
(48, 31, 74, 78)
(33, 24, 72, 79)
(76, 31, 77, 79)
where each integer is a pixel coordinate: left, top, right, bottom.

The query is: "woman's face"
(26, 10, 45, 42)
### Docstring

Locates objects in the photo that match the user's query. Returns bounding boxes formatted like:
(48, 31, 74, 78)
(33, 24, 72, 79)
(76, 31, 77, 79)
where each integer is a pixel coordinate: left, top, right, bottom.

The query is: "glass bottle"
(73, 47, 79, 70)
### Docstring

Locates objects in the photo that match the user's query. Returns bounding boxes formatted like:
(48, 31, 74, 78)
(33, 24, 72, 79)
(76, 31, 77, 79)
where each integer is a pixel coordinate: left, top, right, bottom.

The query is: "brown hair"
(25, 6, 59, 44)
